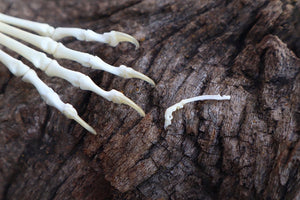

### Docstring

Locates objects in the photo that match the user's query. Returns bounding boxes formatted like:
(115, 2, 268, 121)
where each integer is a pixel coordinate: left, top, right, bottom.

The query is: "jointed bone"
(0, 21, 154, 84)
(0, 50, 96, 134)
(0, 13, 154, 134)
(0, 13, 140, 47)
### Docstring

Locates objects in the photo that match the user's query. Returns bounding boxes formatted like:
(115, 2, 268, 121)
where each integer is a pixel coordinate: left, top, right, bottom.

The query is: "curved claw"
(89, 57, 155, 85)
(103, 31, 140, 49)
(76, 75, 145, 117)
(63, 104, 97, 135)
(106, 89, 145, 117)
(118, 65, 155, 86)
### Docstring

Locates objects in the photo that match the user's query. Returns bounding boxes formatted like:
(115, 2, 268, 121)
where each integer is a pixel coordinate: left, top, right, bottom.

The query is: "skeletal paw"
(0, 13, 154, 134)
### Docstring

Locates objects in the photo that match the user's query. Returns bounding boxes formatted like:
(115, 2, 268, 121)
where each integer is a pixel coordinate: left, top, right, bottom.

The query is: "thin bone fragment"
(164, 94, 230, 129)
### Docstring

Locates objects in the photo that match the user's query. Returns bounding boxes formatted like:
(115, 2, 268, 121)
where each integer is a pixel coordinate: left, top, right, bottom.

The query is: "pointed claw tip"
(139, 110, 146, 117)
(63, 105, 96, 135)
(112, 31, 140, 49)
(128, 102, 145, 117)
(133, 39, 140, 50)
(118, 65, 155, 85)
(143, 77, 155, 86)
(77, 119, 97, 135)
(107, 89, 146, 117)
(89, 128, 97, 135)
(148, 78, 156, 86)
(125, 36, 140, 50)
(73, 117, 97, 135)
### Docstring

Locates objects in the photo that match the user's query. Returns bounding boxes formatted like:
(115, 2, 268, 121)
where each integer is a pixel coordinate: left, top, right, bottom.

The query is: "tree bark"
(0, 0, 299, 199)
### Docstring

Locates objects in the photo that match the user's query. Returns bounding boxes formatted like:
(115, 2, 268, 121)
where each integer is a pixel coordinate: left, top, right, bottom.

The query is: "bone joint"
(0, 12, 155, 134)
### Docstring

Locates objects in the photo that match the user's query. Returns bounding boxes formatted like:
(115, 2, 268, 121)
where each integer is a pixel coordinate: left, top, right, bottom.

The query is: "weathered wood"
(0, 0, 299, 199)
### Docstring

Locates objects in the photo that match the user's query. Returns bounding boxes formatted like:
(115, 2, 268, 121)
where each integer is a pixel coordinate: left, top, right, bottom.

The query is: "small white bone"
(53, 29, 140, 49)
(0, 13, 139, 48)
(0, 21, 154, 85)
(0, 33, 145, 116)
(164, 95, 231, 129)
(0, 49, 96, 134)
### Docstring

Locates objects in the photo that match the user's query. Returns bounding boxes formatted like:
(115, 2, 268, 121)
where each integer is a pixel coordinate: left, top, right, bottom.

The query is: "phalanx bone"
(0, 13, 154, 135)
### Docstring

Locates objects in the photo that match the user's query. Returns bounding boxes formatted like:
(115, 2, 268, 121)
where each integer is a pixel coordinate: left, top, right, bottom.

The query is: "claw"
(67, 73, 145, 117)
(88, 57, 155, 85)
(118, 65, 155, 86)
(106, 89, 145, 117)
(63, 104, 97, 135)
(102, 31, 140, 49)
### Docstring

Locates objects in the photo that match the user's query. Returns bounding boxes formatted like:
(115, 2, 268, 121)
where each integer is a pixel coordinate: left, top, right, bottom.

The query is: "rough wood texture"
(0, 0, 299, 199)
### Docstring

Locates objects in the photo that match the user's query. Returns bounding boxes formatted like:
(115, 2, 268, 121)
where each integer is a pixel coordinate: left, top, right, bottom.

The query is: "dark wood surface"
(0, 0, 299, 199)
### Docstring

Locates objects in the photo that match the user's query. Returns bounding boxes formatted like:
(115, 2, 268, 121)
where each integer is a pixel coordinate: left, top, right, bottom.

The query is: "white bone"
(52, 29, 140, 49)
(0, 12, 154, 134)
(0, 32, 145, 117)
(0, 49, 96, 134)
(0, 13, 139, 48)
(164, 95, 231, 129)
(0, 21, 154, 85)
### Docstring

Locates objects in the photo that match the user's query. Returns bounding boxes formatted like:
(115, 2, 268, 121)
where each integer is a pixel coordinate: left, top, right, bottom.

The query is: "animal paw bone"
(164, 94, 230, 129)
(0, 13, 154, 134)
(0, 13, 140, 48)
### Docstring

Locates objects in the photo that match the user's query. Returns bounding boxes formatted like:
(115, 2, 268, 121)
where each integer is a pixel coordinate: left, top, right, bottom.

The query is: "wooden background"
(0, 0, 299, 199)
